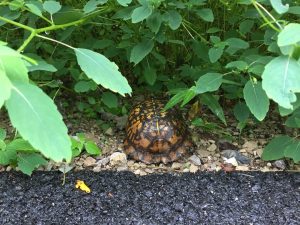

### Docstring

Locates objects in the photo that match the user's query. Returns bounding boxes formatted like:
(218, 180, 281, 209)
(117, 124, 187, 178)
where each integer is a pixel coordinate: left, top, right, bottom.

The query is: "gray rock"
(110, 152, 127, 167)
(273, 160, 286, 170)
(188, 155, 202, 166)
(222, 150, 251, 165)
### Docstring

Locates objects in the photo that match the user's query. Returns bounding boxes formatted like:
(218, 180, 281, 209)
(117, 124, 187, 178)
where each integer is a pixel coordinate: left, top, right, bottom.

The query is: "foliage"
(1, 0, 300, 169)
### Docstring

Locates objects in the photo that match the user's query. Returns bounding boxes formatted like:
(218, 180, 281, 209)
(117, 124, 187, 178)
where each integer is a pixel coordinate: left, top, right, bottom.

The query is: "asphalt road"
(0, 171, 299, 225)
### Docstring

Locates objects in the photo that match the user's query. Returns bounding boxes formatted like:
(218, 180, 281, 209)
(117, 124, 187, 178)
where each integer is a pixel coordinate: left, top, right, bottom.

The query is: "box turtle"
(124, 99, 193, 164)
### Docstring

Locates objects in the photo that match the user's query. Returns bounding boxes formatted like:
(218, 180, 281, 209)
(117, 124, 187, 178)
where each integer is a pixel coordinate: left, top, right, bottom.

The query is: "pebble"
(83, 156, 96, 167)
(273, 160, 286, 170)
(127, 160, 135, 166)
(207, 143, 217, 152)
(96, 157, 110, 166)
(222, 150, 251, 165)
(196, 148, 211, 158)
(188, 155, 202, 166)
(117, 166, 128, 172)
(171, 162, 182, 170)
(189, 164, 199, 173)
(183, 168, 190, 173)
(109, 152, 127, 167)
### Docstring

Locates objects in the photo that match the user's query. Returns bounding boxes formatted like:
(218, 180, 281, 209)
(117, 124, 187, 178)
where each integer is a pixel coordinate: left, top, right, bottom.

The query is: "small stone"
(197, 148, 211, 158)
(224, 157, 239, 167)
(171, 162, 182, 170)
(145, 168, 154, 174)
(139, 170, 147, 176)
(96, 157, 110, 166)
(83, 156, 96, 167)
(266, 162, 272, 167)
(222, 150, 251, 165)
(273, 160, 286, 170)
(188, 155, 202, 166)
(93, 166, 102, 172)
(110, 152, 127, 167)
(183, 168, 190, 173)
(207, 143, 217, 152)
(139, 163, 147, 168)
(236, 165, 250, 171)
(117, 166, 128, 171)
(256, 148, 264, 157)
(105, 127, 114, 136)
(134, 169, 141, 175)
(6, 166, 12, 172)
(127, 160, 135, 167)
(189, 164, 199, 173)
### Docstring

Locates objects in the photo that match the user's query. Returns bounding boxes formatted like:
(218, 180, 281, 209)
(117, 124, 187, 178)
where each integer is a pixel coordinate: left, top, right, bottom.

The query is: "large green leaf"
(167, 10, 182, 30)
(270, 0, 289, 14)
(101, 92, 118, 108)
(284, 108, 300, 128)
(5, 82, 72, 162)
(43, 0, 61, 15)
(243, 81, 269, 121)
(208, 47, 224, 63)
(196, 8, 214, 22)
(278, 23, 300, 47)
(284, 139, 300, 163)
(131, 4, 152, 23)
(200, 94, 226, 125)
(262, 56, 300, 109)
(17, 153, 48, 176)
(130, 40, 154, 65)
(0, 148, 16, 165)
(195, 73, 223, 94)
(262, 135, 293, 161)
(0, 61, 12, 108)
(75, 48, 132, 96)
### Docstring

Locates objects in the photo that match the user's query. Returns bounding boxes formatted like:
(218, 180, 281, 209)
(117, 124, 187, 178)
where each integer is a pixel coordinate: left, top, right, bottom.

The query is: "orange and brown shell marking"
(124, 99, 193, 164)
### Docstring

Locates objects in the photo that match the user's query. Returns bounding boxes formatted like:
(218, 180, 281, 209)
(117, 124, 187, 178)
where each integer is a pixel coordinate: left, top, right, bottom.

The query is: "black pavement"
(0, 171, 299, 225)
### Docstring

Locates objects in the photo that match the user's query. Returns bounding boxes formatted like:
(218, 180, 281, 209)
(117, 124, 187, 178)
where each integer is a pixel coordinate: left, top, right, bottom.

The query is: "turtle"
(123, 98, 193, 164)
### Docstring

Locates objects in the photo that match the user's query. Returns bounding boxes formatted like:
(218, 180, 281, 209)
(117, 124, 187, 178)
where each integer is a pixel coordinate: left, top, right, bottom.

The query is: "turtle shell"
(123, 99, 193, 164)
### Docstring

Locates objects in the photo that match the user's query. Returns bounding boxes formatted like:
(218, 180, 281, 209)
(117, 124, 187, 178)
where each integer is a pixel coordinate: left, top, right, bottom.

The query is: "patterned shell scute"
(124, 99, 192, 164)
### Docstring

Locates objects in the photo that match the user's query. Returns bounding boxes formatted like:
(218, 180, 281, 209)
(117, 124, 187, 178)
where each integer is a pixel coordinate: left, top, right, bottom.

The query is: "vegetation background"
(0, 0, 300, 175)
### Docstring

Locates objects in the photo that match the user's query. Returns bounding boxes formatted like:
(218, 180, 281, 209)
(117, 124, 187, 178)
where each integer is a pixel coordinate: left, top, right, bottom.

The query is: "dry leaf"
(75, 180, 91, 193)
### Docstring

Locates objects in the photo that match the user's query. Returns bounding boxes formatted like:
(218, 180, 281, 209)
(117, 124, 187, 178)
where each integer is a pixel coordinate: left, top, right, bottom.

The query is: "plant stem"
(0, 16, 34, 32)
(36, 34, 76, 50)
(18, 31, 36, 52)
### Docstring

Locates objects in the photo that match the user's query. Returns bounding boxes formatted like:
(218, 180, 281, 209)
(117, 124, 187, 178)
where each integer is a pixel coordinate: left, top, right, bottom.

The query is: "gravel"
(0, 171, 299, 225)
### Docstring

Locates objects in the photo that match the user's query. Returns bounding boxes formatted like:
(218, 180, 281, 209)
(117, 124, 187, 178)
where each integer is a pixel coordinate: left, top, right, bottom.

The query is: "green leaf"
(131, 4, 152, 23)
(0, 62, 12, 108)
(181, 88, 196, 107)
(146, 12, 162, 33)
(144, 67, 157, 85)
(196, 8, 214, 22)
(17, 153, 47, 176)
(225, 61, 248, 71)
(225, 38, 249, 55)
(195, 73, 223, 94)
(278, 94, 300, 116)
(239, 20, 254, 34)
(9, 0, 24, 10)
(164, 90, 186, 111)
(83, 0, 108, 14)
(288, 6, 300, 15)
(75, 48, 132, 96)
(262, 135, 293, 161)
(43, 0, 61, 15)
(278, 23, 300, 47)
(243, 81, 269, 121)
(167, 10, 182, 30)
(284, 108, 300, 128)
(200, 94, 226, 125)
(262, 56, 300, 109)
(74, 80, 97, 93)
(85, 141, 101, 155)
(25, 2, 43, 17)
(101, 92, 118, 108)
(208, 47, 224, 63)
(233, 102, 250, 122)
(25, 59, 57, 72)
(270, 0, 289, 14)
(117, 0, 132, 6)
(6, 138, 36, 152)
(130, 40, 154, 65)
(0, 148, 16, 165)
(5, 82, 72, 162)
(284, 140, 300, 163)
(53, 7, 83, 24)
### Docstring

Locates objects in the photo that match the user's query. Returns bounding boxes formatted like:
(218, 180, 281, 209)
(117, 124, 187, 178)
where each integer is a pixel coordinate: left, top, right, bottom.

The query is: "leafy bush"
(0, 0, 300, 172)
